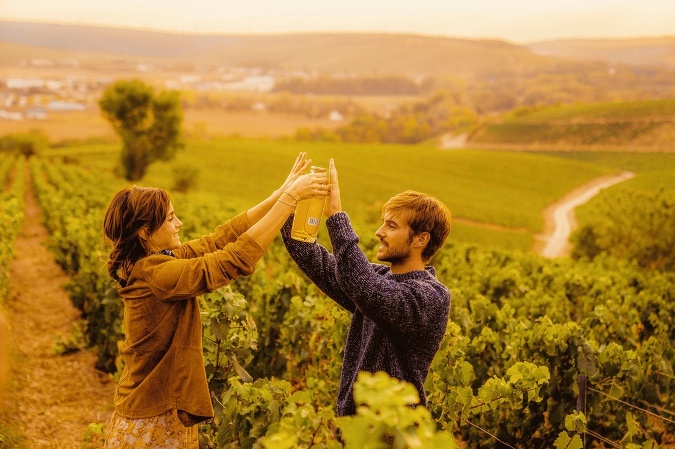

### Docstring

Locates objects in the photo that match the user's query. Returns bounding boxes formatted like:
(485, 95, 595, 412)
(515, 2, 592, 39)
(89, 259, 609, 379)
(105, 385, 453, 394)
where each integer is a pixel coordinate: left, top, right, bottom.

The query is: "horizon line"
(2, 18, 674, 46)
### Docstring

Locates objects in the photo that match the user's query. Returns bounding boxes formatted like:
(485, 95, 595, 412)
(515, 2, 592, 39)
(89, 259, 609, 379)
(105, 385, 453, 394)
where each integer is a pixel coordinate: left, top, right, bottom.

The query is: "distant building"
(6, 78, 45, 89)
(29, 59, 54, 68)
(47, 101, 86, 111)
(26, 108, 48, 120)
(179, 75, 202, 84)
(0, 110, 24, 120)
(329, 110, 345, 122)
(224, 76, 275, 92)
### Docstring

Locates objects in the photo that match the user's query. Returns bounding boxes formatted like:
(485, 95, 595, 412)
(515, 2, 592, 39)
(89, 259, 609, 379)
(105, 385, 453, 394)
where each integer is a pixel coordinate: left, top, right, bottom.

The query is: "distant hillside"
(528, 37, 675, 67)
(0, 21, 561, 77)
(468, 99, 675, 151)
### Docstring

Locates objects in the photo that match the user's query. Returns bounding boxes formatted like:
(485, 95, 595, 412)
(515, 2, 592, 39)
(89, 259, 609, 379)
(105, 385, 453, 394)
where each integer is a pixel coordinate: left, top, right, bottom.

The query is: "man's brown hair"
(382, 190, 452, 262)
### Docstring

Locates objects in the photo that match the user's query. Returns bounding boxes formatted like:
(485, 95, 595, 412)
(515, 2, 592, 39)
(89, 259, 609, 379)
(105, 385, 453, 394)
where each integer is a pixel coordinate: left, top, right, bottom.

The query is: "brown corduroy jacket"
(114, 211, 264, 423)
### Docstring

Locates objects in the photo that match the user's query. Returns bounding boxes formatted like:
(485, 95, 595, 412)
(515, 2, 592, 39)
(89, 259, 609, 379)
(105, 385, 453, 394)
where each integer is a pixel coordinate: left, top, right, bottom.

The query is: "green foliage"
(259, 390, 341, 449)
(81, 422, 106, 449)
(209, 377, 291, 448)
(336, 372, 457, 449)
(200, 287, 258, 399)
(0, 156, 25, 304)
(52, 319, 88, 355)
(297, 90, 480, 145)
(571, 188, 675, 271)
(426, 242, 675, 448)
(99, 79, 184, 181)
(276, 283, 348, 406)
(171, 163, 200, 192)
(0, 131, 48, 157)
(553, 412, 586, 449)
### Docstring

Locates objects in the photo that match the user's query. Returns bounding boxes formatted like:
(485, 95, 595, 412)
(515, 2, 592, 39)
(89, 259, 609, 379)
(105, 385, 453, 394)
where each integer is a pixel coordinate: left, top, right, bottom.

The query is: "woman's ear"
(139, 227, 150, 242)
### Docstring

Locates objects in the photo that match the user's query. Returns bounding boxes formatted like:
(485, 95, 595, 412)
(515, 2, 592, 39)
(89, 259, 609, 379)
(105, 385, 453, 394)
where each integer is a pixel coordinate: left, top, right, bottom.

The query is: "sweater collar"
(150, 249, 176, 258)
(389, 266, 436, 281)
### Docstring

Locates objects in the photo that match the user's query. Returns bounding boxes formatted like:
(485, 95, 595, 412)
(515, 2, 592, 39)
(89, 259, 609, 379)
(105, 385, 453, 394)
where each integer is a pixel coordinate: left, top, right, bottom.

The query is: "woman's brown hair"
(103, 186, 171, 285)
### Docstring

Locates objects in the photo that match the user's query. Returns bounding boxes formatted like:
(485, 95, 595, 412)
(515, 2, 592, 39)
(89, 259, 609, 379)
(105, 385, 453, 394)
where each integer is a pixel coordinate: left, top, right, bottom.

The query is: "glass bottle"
(291, 166, 328, 242)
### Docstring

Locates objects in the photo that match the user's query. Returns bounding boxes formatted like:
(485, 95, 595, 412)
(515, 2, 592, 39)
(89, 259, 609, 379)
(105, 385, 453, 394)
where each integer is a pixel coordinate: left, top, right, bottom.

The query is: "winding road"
(538, 171, 635, 258)
(439, 136, 637, 258)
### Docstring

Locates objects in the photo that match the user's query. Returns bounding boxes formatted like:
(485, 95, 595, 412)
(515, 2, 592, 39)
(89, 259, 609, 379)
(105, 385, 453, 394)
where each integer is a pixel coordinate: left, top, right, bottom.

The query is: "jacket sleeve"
(173, 211, 251, 259)
(281, 216, 357, 313)
(327, 212, 449, 336)
(141, 233, 265, 301)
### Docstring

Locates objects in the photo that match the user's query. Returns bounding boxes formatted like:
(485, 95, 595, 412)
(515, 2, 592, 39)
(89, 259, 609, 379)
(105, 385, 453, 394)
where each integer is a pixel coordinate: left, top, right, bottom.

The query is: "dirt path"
(0, 164, 114, 448)
(535, 171, 636, 258)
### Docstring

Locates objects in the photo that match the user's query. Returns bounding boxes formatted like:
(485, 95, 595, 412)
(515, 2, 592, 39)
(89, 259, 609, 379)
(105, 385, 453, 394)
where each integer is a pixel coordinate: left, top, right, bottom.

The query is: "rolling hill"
(0, 21, 550, 77)
(467, 99, 675, 151)
(528, 37, 675, 67)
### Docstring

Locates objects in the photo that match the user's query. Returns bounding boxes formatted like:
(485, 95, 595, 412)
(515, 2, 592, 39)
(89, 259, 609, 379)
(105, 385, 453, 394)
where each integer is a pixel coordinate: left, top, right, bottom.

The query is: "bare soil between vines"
(0, 166, 114, 448)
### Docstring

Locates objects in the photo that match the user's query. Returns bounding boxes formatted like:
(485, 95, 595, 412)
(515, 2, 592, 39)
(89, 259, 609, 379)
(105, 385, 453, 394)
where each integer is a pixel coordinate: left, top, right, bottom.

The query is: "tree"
(0, 130, 48, 157)
(99, 79, 183, 181)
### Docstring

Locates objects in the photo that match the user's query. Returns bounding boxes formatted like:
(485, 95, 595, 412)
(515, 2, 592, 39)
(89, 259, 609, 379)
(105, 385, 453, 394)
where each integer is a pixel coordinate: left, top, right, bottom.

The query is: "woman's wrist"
(277, 190, 299, 208)
(271, 188, 284, 200)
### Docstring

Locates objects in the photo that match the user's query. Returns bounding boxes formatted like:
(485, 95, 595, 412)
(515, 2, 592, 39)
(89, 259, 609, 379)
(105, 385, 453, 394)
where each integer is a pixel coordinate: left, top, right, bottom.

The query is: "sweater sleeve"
(281, 216, 356, 313)
(174, 211, 251, 259)
(136, 233, 265, 301)
(327, 212, 449, 336)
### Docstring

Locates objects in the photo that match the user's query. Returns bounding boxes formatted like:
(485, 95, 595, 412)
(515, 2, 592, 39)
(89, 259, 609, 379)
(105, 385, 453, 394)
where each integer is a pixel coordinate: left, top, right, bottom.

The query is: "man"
(281, 158, 452, 416)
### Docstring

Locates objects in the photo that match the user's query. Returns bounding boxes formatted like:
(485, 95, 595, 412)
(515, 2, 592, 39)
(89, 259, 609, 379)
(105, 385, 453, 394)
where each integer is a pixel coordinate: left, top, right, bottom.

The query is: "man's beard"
(377, 243, 412, 265)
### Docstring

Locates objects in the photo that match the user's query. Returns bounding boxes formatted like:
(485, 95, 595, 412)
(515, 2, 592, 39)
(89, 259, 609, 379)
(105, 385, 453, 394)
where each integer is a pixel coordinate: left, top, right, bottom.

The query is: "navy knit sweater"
(281, 212, 450, 416)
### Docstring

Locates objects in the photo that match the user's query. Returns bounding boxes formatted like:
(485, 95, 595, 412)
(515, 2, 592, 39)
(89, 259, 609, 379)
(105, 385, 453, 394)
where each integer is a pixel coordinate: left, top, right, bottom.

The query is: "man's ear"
(413, 232, 430, 248)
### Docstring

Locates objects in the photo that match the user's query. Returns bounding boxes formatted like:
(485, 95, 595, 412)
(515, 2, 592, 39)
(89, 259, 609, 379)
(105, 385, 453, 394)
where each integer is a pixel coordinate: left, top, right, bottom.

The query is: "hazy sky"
(1, 0, 674, 43)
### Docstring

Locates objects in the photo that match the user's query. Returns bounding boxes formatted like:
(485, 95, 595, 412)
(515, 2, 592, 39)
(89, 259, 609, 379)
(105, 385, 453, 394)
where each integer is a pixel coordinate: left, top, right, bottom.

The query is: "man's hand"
(324, 158, 343, 217)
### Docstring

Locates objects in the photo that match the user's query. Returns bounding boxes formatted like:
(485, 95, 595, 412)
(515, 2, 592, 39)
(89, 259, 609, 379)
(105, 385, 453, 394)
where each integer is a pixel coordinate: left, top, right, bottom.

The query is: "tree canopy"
(99, 79, 183, 181)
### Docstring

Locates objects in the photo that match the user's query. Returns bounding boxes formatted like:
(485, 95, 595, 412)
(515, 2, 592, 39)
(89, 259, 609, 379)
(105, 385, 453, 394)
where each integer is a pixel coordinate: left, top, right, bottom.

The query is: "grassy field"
(542, 151, 675, 193)
(47, 138, 625, 252)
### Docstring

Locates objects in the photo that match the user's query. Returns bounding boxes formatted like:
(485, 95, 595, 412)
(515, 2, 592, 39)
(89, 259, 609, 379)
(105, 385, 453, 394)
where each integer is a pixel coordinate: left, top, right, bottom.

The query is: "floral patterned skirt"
(105, 409, 199, 448)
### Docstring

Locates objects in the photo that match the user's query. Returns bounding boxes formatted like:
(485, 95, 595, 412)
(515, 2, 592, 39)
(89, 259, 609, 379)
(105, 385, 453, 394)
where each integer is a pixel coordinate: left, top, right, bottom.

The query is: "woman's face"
(146, 202, 183, 252)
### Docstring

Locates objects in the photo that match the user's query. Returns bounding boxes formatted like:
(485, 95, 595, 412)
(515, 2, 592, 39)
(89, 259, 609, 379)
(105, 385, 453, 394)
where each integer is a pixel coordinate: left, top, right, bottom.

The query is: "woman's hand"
(285, 170, 329, 202)
(324, 158, 342, 217)
(278, 152, 312, 194)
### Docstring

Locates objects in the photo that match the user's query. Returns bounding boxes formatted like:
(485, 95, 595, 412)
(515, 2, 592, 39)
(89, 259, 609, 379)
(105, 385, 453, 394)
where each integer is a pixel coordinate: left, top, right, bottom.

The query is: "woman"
(103, 153, 328, 448)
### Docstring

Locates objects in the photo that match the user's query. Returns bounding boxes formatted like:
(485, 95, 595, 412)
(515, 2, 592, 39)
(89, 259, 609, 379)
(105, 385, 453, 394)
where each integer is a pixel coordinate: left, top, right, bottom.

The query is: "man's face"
(375, 211, 414, 265)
